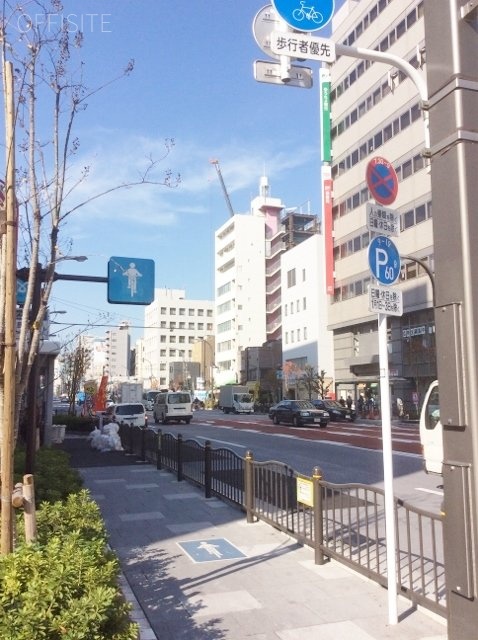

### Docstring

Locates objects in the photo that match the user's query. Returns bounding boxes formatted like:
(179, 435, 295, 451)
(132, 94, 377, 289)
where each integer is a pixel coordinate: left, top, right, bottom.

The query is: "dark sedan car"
(269, 400, 329, 428)
(312, 399, 356, 422)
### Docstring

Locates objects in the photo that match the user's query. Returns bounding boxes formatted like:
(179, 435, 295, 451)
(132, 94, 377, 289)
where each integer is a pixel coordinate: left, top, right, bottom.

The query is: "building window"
(403, 210, 415, 229)
(415, 203, 427, 224)
(287, 268, 296, 288)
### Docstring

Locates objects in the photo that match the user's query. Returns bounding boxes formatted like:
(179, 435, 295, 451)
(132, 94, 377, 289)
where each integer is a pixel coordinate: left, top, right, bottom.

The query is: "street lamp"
(22, 255, 88, 475)
(197, 337, 215, 407)
(400, 254, 435, 306)
(142, 357, 155, 389)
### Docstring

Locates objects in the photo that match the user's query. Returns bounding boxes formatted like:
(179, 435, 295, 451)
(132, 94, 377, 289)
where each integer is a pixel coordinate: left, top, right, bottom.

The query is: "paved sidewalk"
(63, 434, 447, 640)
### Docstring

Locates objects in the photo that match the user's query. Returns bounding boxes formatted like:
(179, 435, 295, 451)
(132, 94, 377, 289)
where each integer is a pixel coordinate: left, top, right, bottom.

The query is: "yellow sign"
(296, 477, 314, 507)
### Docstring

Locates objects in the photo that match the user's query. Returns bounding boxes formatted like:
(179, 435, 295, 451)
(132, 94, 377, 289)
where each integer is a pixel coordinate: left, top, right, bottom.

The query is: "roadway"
(148, 409, 444, 514)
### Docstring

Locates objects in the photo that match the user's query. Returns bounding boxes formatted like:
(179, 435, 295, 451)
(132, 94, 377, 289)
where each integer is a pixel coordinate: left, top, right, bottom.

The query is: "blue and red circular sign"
(366, 157, 398, 206)
(271, 0, 335, 32)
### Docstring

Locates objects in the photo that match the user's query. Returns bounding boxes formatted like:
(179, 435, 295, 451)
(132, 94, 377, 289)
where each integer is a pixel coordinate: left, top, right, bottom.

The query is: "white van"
(144, 390, 161, 411)
(153, 391, 193, 425)
(419, 380, 442, 475)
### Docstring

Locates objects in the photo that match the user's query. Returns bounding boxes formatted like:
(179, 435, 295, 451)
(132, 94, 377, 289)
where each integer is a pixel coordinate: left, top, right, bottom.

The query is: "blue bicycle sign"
(293, 1, 323, 24)
(272, 0, 335, 32)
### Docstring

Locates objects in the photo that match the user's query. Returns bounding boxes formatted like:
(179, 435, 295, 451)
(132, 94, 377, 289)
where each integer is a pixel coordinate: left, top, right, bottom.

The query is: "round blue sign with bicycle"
(271, 0, 335, 32)
(368, 235, 401, 286)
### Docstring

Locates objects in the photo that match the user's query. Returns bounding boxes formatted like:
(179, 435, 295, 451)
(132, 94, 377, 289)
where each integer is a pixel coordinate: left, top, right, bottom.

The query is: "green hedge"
(1, 491, 138, 640)
(52, 413, 97, 433)
(14, 447, 83, 506)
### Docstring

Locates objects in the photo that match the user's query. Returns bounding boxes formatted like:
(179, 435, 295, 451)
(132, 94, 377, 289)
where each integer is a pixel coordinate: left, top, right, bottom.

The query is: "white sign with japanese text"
(366, 202, 400, 237)
(270, 31, 336, 63)
(369, 285, 403, 316)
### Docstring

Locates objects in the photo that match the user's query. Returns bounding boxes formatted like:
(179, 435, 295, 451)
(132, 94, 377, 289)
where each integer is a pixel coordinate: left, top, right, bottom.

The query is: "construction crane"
(210, 159, 235, 218)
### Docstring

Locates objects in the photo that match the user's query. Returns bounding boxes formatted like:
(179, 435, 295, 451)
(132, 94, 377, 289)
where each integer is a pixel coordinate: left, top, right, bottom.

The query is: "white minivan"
(153, 391, 193, 425)
(419, 380, 442, 475)
(106, 403, 148, 428)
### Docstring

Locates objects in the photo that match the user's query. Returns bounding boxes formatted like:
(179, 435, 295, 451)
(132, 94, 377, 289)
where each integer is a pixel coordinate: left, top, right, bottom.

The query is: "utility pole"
(1, 61, 18, 554)
(424, 1, 478, 636)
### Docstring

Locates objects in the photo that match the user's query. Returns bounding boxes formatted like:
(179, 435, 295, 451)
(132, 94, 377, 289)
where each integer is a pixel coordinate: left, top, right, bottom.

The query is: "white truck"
(219, 385, 254, 414)
(419, 380, 442, 475)
(118, 382, 144, 404)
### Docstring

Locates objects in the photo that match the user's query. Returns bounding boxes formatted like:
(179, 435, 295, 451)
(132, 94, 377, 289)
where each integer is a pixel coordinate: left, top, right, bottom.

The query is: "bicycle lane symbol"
(272, 0, 335, 32)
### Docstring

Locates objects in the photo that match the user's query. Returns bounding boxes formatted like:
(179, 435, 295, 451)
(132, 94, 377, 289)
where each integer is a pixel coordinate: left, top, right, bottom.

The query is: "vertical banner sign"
(319, 68, 331, 163)
(322, 166, 334, 295)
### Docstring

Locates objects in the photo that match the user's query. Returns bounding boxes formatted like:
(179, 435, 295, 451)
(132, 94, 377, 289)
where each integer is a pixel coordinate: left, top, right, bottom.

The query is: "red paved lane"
(199, 415, 421, 455)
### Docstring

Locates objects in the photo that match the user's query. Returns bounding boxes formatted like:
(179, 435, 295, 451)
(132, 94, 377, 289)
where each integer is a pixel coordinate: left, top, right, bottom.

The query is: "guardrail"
(118, 425, 446, 616)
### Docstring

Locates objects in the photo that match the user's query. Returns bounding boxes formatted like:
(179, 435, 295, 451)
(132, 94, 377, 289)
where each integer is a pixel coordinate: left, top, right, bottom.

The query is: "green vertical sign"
(320, 68, 331, 163)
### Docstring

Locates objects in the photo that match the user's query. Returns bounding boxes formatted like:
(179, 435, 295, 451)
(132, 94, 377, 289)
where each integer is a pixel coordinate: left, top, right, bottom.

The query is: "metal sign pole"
(378, 312, 398, 624)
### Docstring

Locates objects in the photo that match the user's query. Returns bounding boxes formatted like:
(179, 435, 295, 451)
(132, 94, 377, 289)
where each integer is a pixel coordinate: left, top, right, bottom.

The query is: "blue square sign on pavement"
(107, 256, 155, 305)
(178, 538, 246, 563)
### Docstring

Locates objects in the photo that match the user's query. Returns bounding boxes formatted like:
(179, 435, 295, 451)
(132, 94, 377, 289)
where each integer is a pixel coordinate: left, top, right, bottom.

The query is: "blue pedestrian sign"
(107, 256, 155, 305)
(178, 538, 246, 563)
(368, 236, 401, 286)
(16, 278, 28, 305)
(271, 0, 335, 32)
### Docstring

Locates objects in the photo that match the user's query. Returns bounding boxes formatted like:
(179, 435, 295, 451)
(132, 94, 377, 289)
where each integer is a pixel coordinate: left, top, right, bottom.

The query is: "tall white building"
(81, 335, 107, 381)
(215, 177, 333, 391)
(214, 204, 269, 386)
(327, 0, 434, 412)
(104, 323, 131, 378)
(281, 234, 334, 396)
(143, 289, 214, 390)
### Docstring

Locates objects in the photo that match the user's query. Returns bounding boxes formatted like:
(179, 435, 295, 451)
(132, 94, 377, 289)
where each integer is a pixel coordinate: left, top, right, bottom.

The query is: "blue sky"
(24, 0, 343, 343)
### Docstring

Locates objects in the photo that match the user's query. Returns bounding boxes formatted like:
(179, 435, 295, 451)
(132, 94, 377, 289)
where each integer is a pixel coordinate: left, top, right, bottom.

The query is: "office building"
(143, 288, 214, 390)
(104, 322, 131, 378)
(215, 176, 332, 390)
(327, 0, 434, 414)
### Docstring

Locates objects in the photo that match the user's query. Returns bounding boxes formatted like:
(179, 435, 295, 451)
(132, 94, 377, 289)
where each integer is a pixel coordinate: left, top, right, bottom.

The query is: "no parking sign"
(366, 157, 398, 206)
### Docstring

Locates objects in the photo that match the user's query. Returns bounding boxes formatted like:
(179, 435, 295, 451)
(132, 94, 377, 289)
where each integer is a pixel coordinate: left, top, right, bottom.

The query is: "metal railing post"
(140, 426, 146, 462)
(313, 466, 325, 565)
(244, 450, 255, 523)
(205, 440, 212, 498)
(177, 433, 183, 482)
(128, 422, 133, 454)
(156, 429, 162, 470)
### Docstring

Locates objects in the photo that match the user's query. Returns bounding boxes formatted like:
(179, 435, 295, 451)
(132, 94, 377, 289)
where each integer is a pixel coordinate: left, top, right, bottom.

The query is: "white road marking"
(415, 487, 444, 496)
(195, 436, 247, 449)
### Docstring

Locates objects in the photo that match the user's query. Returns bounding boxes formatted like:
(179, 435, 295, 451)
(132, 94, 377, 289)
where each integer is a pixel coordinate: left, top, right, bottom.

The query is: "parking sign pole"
(378, 312, 398, 624)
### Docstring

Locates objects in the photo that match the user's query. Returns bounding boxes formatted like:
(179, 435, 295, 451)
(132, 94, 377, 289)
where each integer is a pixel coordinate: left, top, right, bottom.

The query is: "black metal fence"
(118, 425, 446, 617)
